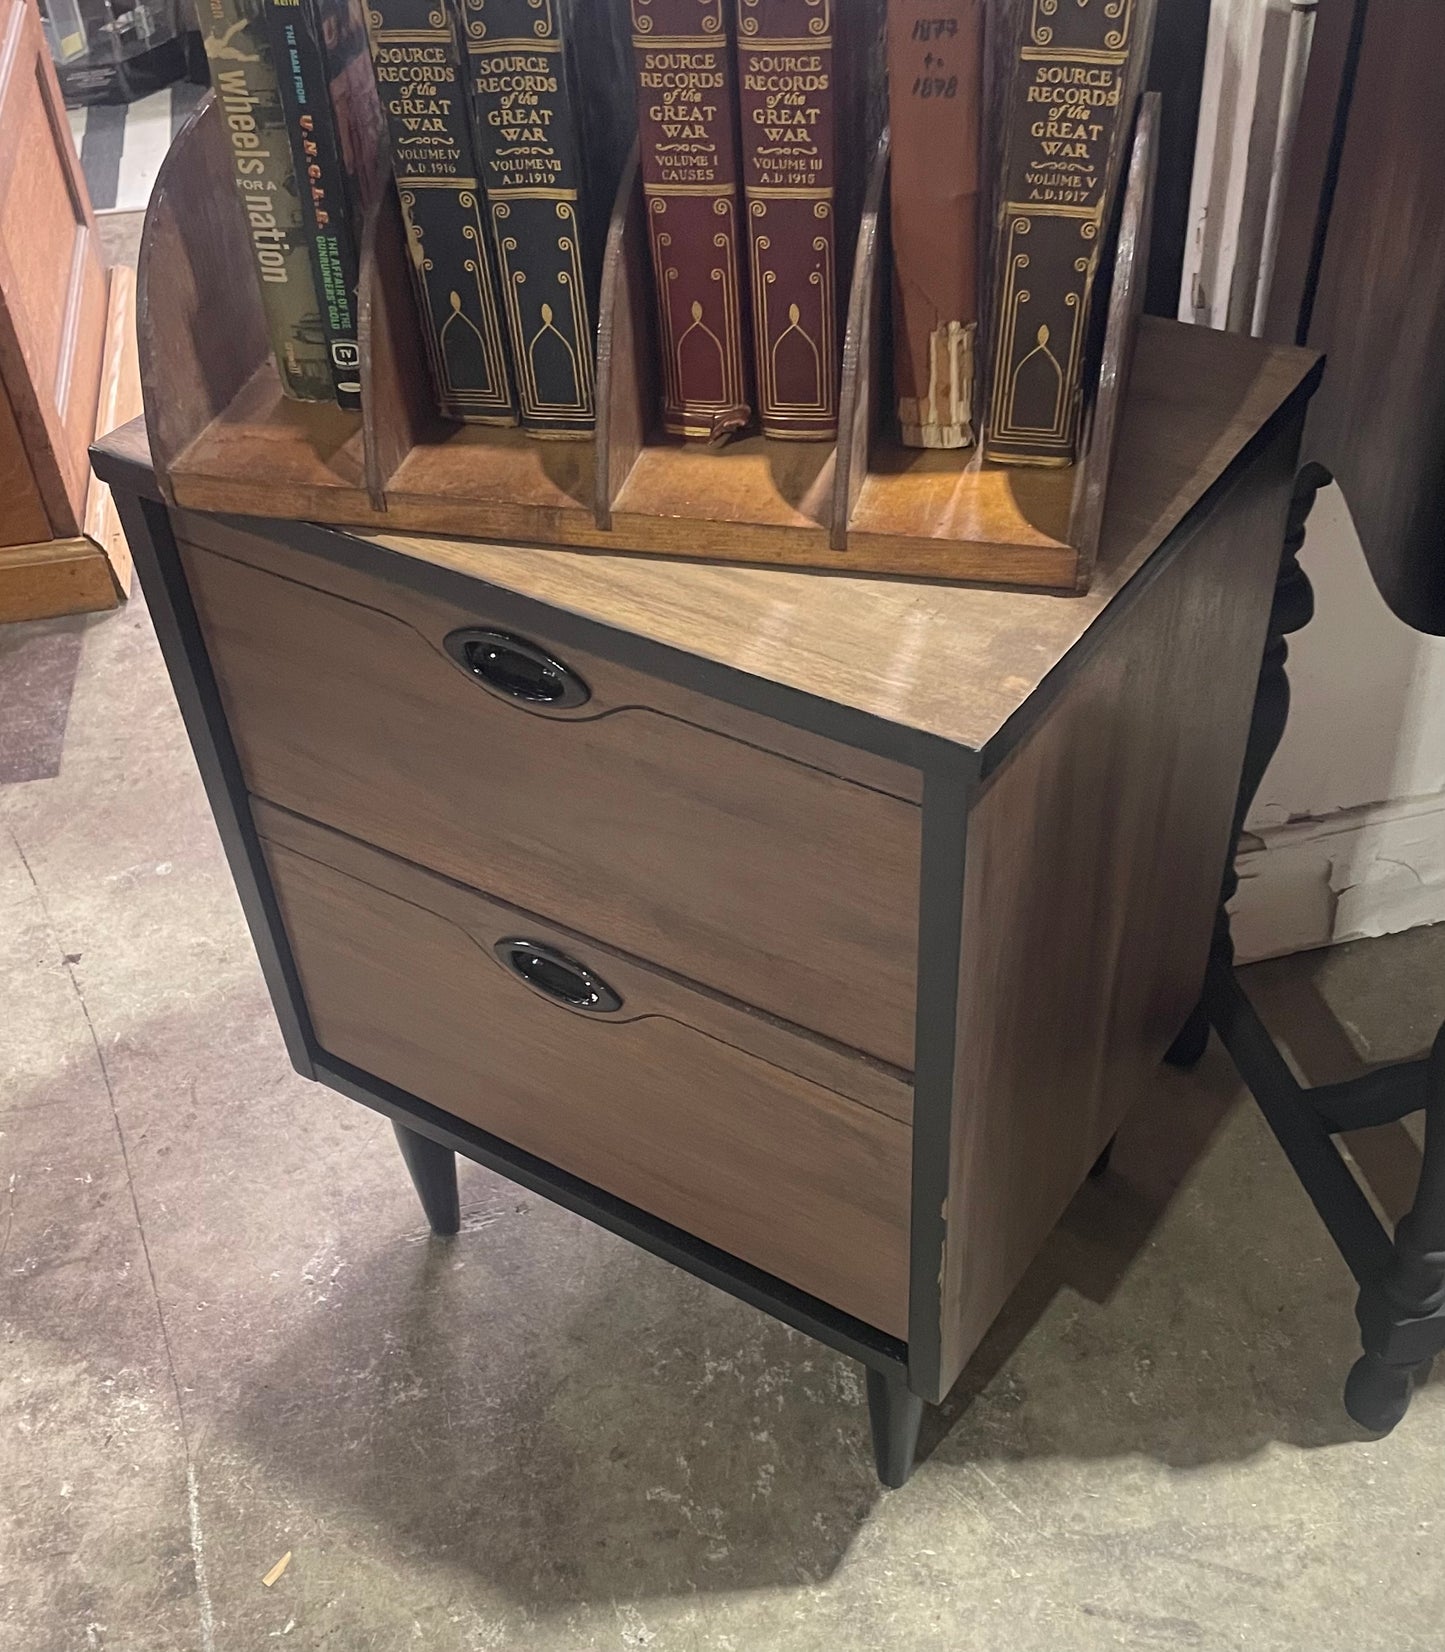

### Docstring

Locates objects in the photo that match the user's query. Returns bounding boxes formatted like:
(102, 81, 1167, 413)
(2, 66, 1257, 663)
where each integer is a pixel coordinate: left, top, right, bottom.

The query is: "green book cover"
(199, 0, 335, 401)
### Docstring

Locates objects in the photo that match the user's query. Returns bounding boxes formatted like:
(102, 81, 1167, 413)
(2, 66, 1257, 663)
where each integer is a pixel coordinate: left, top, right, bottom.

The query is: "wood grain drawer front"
(259, 815, 912, 1336)
(181, 532, 922, 1069)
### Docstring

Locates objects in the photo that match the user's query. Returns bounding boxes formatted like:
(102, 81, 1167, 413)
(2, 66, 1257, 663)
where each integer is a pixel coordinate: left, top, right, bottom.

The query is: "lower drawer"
(258, 806, 912, 1336)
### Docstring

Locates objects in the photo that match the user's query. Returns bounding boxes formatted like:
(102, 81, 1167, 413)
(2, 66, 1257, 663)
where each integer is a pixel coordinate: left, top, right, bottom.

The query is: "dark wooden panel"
(933, 416, 1302, 1398)
(1295, 0, 1445, 633)
(261, 821, 912, 1336)
(0, 381, 50, 546)
(179, 522, 922, 1068)
(1261, 0, 1365, 348)
(0, 0, 107, 539)
(1143, 0, 1212, 318)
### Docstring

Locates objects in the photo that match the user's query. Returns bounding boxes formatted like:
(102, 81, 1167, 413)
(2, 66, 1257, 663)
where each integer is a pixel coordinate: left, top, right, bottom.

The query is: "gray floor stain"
(0, 617, 87, 783)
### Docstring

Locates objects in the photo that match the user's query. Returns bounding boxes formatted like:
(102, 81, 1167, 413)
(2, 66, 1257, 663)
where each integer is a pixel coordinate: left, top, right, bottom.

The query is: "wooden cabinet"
(94, 316, 1321, 1486)
(0, 0, 138, 621)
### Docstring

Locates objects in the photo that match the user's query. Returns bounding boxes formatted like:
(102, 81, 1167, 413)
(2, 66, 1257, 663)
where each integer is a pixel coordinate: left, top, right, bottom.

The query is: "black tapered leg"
(866, 1367, 925, 1489)
(1166, 462, 1330, 1071)
(393, 1122, 461, 1235)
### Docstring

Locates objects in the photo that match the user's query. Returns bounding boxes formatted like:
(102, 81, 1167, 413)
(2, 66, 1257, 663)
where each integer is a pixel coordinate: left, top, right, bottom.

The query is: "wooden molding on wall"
(0, 264, 140, 624)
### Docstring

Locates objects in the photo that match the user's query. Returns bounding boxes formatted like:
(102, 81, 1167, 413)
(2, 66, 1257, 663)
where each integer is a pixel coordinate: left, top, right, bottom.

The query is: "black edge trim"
(91, 425, 166, 502)
(114, 492, 317, 1077)
(314, 1053, 910, 1375)
(908, 753, 977, 1404)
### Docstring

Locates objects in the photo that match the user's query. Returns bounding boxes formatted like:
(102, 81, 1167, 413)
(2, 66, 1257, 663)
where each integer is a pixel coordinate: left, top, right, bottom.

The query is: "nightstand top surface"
(366, 320, 1317, 752)
(99, 319, 1317, 754)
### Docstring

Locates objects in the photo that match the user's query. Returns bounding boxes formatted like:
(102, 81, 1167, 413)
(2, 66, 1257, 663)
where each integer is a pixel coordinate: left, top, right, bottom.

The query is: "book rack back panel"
(138, 93, 1157, 591)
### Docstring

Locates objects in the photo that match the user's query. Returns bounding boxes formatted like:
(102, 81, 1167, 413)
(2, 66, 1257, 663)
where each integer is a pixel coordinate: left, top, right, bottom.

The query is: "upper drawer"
(178, 518, 922, 1069)
(257, 803, 911, 1335)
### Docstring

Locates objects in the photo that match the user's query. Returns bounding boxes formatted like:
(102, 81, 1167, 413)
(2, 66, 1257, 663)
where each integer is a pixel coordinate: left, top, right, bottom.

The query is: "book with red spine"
(736, 0, 840, 441)
(886, 0, 984, 450)
(632, 0, 752, 441)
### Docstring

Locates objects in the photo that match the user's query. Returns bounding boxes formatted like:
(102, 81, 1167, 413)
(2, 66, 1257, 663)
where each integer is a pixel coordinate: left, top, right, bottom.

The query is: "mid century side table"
(94, 318, 1319, 1488)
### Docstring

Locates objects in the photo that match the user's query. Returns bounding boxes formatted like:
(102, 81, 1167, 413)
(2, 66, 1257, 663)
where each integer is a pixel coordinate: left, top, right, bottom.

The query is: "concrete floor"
(3, 235, 1443, 1644)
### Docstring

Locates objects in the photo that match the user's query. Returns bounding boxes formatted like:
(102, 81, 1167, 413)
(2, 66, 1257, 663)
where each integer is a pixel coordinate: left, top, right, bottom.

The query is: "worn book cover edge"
(886, 0, 983, 450)
(633, 0, 752, 441)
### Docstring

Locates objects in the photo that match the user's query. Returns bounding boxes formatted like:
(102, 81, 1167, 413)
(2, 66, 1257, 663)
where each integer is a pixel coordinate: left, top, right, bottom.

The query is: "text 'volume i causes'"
(634, 0, 752, 442)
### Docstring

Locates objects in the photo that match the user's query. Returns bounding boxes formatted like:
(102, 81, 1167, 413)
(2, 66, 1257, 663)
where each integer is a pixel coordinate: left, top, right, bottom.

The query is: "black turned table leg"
(1189, 460, 1445, 1435)
(866, 1367, 925, 1488)
(1167, 461, 1331, 1069)
(1347, 1025, 1445, 1432)
(393, 1122, 461, 1235)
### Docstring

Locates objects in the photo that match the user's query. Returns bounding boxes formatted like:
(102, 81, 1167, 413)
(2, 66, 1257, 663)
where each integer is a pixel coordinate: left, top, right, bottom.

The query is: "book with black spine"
(982, 0, 1157, 466)
(457, 0, 633, 440)
(263, 0, 380, 408)
(365, 0, 517, 423)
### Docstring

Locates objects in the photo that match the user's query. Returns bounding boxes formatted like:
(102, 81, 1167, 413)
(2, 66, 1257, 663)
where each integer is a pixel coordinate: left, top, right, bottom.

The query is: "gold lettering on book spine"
(637, 1, 744, 433)
(988, 0, 1136, 462)
(739, 0, 837, 431)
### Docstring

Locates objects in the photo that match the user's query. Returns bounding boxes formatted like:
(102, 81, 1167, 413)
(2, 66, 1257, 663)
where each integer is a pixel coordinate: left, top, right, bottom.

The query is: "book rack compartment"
(138, 93, 1158, 592)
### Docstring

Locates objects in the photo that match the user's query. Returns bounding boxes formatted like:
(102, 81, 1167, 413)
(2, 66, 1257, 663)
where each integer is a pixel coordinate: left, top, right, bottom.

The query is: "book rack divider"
(137, 91, 1158, 593)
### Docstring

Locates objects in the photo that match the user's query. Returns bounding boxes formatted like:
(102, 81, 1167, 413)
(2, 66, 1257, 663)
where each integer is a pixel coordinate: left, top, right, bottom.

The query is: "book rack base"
(141, 94, 1160, 591)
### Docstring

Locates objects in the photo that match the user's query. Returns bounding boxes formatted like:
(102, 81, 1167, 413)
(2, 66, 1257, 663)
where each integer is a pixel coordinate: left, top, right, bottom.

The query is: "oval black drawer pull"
(495, 939, 623, 1014)
(444, 629, 591, 711)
